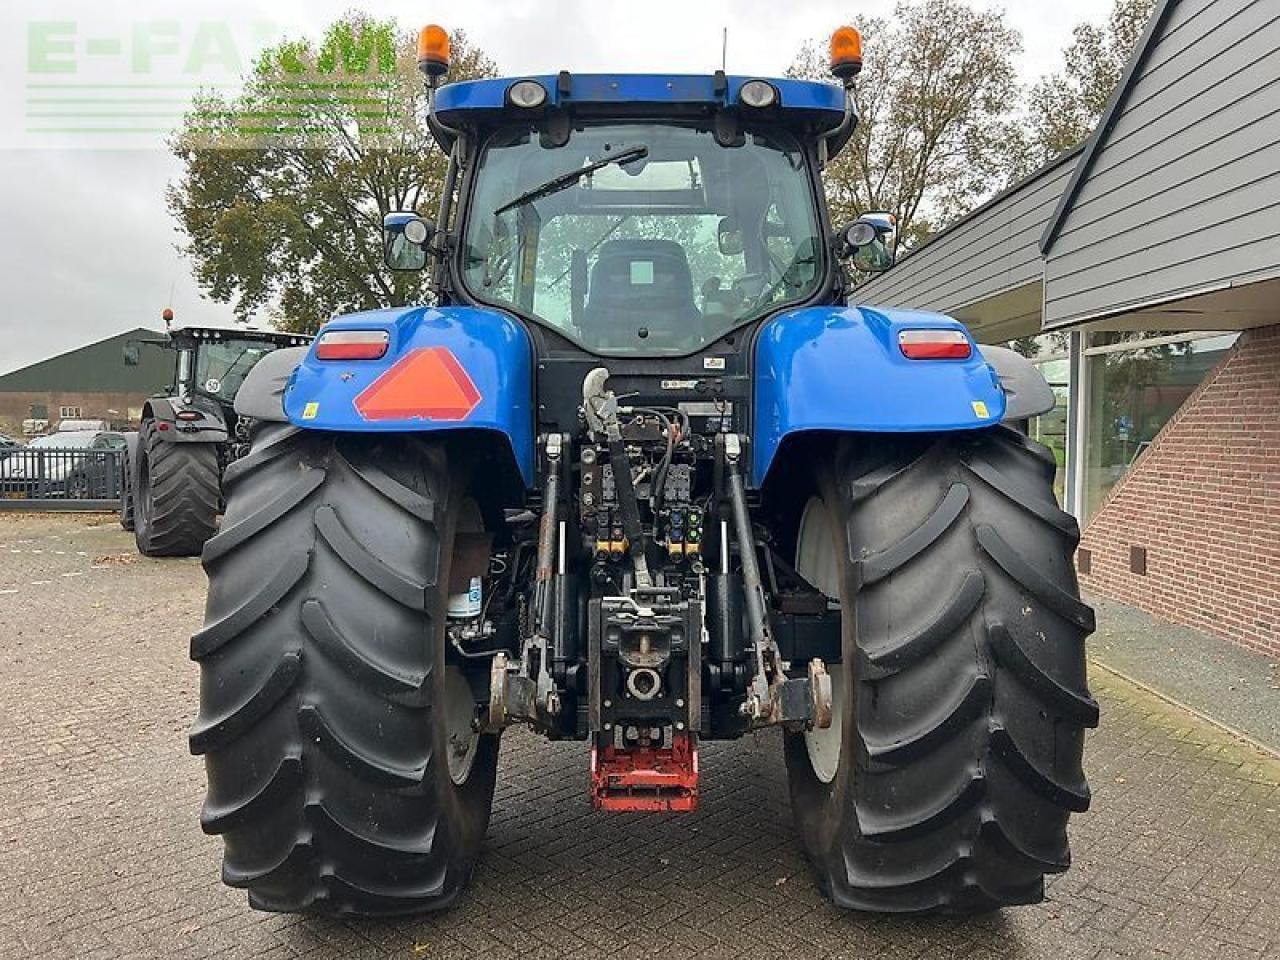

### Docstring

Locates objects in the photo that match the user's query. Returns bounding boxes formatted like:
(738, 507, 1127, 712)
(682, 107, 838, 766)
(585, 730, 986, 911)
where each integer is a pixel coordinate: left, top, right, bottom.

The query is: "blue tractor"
(191, 25, 1096, 916)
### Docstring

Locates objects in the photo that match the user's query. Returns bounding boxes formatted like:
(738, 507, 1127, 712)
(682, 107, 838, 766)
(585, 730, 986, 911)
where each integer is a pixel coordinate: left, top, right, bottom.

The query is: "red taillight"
(176, 410, 200, 421)
(898, 329, 972, 360)
(315, 329, 390, 361)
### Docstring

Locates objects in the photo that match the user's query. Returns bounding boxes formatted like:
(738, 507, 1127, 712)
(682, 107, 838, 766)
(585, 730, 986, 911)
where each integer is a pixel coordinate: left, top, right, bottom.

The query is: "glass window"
(195, 340, 278, 401)
(1088, 329, 1184, 348)
(1000, 334, 1070, 504)
(92, 433, 127, 451)
(1030, 356, 1069, 502)
(1083, 333, 1238, 518)
(461, 123, 823, 355)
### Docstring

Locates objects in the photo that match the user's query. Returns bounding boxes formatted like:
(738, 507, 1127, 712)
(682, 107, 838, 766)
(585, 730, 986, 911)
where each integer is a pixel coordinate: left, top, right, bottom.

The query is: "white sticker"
(661, 379, 699, 390)
(204, 378, 222, 393)
(630, 260, 655, 285)
(679, 401, 732, 418)
(703, 357, 727, 371)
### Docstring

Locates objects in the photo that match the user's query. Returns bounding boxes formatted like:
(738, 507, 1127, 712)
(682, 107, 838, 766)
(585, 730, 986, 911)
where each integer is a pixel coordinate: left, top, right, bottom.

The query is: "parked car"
(0, 430, 126, 499)
(0, 434, 18, 462)
(57, 418, 112, 433)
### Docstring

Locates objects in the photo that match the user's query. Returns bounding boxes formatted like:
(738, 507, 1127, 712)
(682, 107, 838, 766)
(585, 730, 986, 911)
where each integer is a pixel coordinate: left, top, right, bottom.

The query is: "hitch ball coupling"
(625, 666, 662, 701)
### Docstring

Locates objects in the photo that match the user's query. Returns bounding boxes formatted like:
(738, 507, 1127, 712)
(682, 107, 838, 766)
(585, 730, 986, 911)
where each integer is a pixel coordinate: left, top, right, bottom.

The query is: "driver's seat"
(579, 239, 702, 340)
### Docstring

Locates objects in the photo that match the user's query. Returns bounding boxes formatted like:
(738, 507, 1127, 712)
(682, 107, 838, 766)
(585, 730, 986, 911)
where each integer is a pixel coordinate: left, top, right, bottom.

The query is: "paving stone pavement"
(1, 514, 1278, 960)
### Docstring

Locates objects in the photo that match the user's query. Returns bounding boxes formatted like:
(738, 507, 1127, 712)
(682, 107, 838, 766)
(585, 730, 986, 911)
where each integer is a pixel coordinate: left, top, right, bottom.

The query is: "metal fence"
(0, 447, 123, 511)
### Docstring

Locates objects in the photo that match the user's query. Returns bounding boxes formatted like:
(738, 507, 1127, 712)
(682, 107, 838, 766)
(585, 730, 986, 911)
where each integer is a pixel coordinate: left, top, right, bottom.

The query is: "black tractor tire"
(784, 426, 1097, 913)
(119, 456, 135, 530)
(189, 423, 499, 916)
(120, 435, 137, 531)
(132, 420, 220, 556)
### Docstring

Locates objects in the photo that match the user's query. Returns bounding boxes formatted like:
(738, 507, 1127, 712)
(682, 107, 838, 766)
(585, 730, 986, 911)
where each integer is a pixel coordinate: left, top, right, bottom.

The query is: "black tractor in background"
(120, 311, 310, 556)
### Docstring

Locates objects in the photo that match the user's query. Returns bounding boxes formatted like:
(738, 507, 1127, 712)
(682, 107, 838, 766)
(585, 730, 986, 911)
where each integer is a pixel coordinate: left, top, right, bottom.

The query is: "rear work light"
(175, 410, 201, 421)
(315, 330, 390, 361)
(898, 328, 972, 360)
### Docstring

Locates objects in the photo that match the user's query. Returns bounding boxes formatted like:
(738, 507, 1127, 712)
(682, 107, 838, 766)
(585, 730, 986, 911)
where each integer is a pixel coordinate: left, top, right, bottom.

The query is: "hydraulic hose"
(608, 436, 651, 587)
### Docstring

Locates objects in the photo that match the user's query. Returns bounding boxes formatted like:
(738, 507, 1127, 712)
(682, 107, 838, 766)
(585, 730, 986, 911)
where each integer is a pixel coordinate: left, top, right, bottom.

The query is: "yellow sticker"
(302, 402, 320, 420)
(971, 400, 990, 418)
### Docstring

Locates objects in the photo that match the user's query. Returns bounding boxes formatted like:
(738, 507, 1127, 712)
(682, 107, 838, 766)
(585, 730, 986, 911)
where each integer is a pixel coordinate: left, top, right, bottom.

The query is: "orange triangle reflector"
(354, 347, 482, 421)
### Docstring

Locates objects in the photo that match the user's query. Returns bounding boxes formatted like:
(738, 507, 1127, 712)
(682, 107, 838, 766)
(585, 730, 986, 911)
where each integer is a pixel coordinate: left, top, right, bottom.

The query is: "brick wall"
(0, 391, 147, 437)
(1078, 323, 1280, 657)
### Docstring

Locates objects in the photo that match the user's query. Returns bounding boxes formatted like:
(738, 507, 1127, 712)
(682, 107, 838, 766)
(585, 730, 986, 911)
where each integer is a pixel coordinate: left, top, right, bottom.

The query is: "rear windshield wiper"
(494, 144, 649, 216)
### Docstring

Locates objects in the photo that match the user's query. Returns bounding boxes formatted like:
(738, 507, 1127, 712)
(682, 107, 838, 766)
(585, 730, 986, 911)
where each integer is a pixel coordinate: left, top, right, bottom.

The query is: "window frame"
(1066, 327, 1239, 521)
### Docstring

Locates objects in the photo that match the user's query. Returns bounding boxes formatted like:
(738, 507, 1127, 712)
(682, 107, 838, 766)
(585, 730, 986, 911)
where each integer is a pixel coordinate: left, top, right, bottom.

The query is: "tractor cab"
(126, 320, 310, 411)
(126, 317, 311, 446)
(385, 59, 895, 361)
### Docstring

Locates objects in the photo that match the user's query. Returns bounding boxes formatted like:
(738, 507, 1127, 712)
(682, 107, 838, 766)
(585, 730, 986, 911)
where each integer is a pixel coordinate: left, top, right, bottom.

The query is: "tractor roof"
(435, 73, 849, 151)
(169, 326, 311, 346)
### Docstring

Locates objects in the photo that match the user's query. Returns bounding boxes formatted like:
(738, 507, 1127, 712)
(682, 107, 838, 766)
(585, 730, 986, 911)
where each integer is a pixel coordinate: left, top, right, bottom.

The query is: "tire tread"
(192, 426, 495, 915)
(786, 427, 1095, 914)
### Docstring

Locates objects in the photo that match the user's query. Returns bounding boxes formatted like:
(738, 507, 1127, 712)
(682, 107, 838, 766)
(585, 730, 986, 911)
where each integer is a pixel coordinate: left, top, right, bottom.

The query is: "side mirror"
(717, 216, 745, 257)
(383, 212, 435, 272)
(123, 343, 140, 367)
(840, 212, 896, 273)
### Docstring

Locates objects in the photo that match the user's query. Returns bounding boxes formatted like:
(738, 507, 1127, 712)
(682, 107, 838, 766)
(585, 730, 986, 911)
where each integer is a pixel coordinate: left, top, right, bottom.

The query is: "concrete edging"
(1090, 657, 1280, 761)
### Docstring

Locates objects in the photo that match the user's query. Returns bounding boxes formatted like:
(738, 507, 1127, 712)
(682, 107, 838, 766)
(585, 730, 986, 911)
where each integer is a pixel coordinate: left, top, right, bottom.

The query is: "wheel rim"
(796, 495, 844, 785)
(443, 665, 480, 784)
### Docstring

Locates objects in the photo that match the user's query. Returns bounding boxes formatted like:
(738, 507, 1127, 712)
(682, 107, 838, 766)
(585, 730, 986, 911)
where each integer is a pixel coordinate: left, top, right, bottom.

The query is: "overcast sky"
(0, 0, 1111, 375)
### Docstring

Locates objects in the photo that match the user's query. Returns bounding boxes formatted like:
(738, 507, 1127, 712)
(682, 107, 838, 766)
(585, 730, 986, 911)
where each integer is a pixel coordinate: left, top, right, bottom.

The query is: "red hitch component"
(591, 732, 699, 812)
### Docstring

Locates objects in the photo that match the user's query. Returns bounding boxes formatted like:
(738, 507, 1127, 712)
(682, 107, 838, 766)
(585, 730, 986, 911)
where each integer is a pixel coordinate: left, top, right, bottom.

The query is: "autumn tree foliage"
(169, 15, 495, 332)
(789, 0, 1023, 249)
(1019, 0, 1158, 172)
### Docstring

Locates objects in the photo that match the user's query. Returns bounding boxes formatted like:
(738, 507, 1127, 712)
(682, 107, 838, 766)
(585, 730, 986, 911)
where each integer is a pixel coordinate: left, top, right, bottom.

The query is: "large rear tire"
(785, 427, 1097, 913)
(190, 423, 498, 916)
(133, 420, 220, 556)
(118, 435, 137, 531)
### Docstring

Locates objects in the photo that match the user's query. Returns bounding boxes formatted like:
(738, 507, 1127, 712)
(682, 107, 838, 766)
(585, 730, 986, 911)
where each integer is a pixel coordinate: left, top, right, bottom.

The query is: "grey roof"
(860, 0, 1280, 335)
(0, 327, 170, 393)
(1040, 0, 1280, 329)
(853, 146, 1082, 337)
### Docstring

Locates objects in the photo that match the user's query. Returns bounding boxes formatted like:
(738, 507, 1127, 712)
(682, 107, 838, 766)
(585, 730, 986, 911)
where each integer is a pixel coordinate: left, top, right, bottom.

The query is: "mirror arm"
(429, 140, 464, 295)
(426, 84, 468, 158)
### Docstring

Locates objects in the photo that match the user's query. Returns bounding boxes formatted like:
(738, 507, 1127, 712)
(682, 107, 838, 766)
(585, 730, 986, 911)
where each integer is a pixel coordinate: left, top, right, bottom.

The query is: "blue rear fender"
(752, 305, 1006, 485)
(283, 305, 536, 488)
